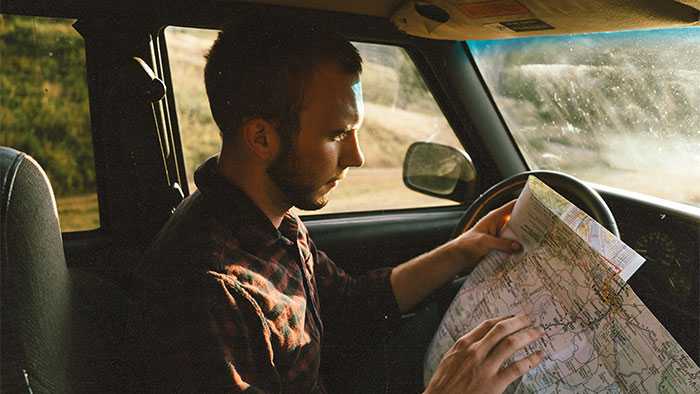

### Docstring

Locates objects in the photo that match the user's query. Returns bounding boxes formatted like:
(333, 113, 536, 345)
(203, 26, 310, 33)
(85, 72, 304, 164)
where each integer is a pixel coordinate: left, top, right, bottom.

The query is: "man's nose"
(340, 131, 365, 168)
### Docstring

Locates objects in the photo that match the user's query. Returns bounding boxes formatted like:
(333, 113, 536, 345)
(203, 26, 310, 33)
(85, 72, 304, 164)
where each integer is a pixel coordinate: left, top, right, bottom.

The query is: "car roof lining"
(245, 1, 700, 40)
(4, 1, 699, 40)
(392, 0, 700, 40)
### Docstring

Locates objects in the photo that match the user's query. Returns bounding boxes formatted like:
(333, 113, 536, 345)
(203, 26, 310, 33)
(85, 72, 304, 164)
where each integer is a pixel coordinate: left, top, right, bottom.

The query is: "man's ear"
(241, 118, 280, 161)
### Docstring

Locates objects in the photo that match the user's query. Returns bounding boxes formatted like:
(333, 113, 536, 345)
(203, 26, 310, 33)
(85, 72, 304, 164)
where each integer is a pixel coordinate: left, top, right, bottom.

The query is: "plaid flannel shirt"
(134, 157, 401, 393)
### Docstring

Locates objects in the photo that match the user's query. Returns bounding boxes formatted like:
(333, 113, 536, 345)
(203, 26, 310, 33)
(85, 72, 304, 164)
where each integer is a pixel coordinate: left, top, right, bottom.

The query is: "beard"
(267, 142, 330, 211)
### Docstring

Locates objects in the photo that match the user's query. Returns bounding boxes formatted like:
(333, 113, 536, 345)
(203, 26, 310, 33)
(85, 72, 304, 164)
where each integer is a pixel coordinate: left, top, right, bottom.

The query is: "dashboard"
(604, 193, 700, 365)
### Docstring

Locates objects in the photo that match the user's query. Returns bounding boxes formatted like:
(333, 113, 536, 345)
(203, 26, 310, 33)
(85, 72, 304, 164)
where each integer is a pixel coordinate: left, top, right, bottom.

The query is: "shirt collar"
(194, 156, 300, 252)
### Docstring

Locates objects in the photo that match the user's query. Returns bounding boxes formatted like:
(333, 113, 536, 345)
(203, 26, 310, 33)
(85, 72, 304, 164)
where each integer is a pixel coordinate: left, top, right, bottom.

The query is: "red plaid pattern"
(133, 157, 401, 393)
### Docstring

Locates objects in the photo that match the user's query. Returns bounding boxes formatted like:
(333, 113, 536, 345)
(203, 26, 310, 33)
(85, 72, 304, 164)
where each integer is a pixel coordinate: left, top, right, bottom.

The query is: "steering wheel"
(453, 170, 619, 238)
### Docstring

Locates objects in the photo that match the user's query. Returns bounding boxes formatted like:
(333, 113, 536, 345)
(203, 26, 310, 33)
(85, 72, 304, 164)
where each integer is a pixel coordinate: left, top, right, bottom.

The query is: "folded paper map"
(424, 176, 700, 393)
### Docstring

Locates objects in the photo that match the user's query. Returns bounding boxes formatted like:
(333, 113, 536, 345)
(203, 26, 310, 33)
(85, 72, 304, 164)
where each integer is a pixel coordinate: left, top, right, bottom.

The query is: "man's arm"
(389, 200, 520, 313)
(137, 273, 279, 393)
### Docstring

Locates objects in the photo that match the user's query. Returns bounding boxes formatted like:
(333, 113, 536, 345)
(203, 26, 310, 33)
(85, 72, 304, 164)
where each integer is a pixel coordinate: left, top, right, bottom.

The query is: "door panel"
(306, 207, 464, 393)
(306, 208, 464, 274)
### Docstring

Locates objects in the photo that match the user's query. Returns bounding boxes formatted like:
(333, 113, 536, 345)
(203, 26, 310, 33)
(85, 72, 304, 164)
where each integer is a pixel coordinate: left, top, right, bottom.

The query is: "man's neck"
(256, 193, 290, 229)
(216, 154, 290, 228)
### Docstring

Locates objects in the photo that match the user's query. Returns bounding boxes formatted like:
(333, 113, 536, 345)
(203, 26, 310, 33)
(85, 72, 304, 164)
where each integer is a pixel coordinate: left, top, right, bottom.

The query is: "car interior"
(1, 1, 699, 393)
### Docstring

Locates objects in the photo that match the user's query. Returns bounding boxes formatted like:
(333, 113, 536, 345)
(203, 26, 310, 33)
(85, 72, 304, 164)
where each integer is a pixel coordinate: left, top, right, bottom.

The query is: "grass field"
(56, 193, 99, 232)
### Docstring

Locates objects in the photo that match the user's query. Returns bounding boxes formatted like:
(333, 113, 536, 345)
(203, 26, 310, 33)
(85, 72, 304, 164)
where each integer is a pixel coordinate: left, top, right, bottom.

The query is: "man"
(135, 15, 544, 393)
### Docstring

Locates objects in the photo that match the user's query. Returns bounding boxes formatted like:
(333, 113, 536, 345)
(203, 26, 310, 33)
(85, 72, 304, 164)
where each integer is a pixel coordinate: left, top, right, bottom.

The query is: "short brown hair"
(204, 14, 362, 143)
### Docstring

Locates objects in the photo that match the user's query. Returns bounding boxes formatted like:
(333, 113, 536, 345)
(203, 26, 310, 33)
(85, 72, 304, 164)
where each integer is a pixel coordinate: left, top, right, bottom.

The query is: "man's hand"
(424, 314, 545, 394)
(449, 200, 521, 272)
(390, 200, 522, 313)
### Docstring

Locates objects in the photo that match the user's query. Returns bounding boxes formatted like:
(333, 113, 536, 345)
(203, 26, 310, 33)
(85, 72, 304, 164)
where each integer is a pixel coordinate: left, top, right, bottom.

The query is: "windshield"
(468, 28, 700, 208)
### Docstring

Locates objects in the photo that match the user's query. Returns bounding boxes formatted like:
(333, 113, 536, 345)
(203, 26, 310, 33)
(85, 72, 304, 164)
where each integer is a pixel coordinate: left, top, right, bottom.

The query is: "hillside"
(470, 30, 700, 206)
(0, 15, 95, 197)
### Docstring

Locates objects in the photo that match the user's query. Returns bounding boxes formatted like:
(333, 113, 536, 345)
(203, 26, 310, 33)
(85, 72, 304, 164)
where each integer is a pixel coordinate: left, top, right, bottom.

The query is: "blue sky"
(468, 26, 700, 54)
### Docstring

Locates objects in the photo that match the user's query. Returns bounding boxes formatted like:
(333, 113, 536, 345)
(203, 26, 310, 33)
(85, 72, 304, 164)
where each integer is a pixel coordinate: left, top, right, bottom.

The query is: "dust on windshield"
(468, 27, 700, 208)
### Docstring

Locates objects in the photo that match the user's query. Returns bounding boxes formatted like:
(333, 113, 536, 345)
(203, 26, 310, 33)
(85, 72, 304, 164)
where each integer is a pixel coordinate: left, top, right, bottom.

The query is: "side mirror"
(402, 142, 478, 202)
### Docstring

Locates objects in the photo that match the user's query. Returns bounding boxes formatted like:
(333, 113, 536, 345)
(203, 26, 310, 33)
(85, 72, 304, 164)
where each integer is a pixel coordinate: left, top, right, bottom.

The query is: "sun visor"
(391, 0, 700, 40)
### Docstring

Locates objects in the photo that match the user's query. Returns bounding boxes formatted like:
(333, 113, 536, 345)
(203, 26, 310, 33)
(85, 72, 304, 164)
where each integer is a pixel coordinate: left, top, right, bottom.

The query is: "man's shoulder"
(137, 190, 247, 280)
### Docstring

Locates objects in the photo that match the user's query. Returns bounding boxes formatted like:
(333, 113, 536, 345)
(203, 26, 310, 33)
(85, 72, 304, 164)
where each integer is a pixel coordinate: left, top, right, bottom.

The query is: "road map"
(424, 176, 700, 393)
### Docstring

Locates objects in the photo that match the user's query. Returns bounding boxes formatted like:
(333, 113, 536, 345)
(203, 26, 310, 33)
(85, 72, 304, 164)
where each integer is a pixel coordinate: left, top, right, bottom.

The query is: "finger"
(491, 199, 516, 217)
(486, 327, 544, 371)
(477, 234, 521, 253)
(498, 350, 545, 385)
(456, 315, 512, 348)
(475, 314, 532, 352)
(477, 200, 517, 234)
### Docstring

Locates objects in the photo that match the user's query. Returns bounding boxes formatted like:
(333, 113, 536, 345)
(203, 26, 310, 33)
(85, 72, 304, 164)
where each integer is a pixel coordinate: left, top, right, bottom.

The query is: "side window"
(0, 14, 99, 232)
(165, 27, 463, 214)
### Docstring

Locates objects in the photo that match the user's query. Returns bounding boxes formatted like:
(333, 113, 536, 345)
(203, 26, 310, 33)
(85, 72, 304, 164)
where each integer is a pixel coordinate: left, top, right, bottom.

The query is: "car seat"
(0, 147, 135, 393)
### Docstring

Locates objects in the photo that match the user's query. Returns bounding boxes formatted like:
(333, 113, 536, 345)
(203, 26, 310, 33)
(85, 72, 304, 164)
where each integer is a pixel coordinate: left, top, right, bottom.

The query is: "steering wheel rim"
(453, 170, 619, 239)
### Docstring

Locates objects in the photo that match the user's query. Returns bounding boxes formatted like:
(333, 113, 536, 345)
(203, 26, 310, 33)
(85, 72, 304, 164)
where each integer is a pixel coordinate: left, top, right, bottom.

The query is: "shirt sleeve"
(311, 240, 402, 334)
(135, 273, 279, 393)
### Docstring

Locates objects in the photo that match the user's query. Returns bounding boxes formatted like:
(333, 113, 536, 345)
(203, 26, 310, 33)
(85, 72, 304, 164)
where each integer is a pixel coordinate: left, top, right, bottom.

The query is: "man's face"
(268, 62, 365, 210)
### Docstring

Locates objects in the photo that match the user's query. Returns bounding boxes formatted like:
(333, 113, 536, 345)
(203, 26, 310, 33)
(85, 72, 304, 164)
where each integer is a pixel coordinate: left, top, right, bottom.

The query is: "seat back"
(0, 147, 134, 393)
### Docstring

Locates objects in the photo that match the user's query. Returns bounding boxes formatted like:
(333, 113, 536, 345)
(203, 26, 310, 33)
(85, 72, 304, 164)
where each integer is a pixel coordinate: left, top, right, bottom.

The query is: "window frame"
(155, 28, 190, 197)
